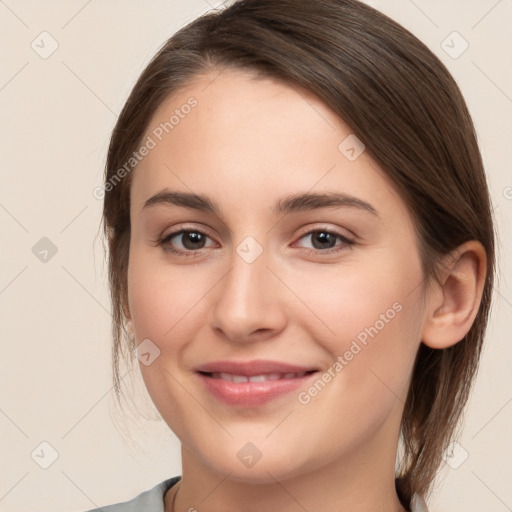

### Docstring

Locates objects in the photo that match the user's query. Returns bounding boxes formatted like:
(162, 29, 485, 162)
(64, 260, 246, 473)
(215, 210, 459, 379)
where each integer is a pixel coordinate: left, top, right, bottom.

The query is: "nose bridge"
(209, 235, 287, 341)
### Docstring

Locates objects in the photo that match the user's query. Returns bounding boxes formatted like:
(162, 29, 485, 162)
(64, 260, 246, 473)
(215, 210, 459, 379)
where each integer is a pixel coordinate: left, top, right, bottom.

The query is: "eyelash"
(156, 226, 355, 258)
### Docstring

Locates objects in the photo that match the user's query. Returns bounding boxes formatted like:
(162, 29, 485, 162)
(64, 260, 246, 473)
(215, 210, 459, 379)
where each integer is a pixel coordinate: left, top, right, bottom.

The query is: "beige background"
(0, 1, 511, 511)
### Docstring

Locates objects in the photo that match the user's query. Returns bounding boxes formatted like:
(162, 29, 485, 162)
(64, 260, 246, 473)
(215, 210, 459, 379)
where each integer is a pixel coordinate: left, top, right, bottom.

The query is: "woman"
(89, 0, 495, 510)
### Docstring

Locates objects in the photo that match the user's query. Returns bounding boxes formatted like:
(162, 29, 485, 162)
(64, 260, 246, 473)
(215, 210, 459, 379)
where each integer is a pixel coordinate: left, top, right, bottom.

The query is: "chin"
(195, 441, 315, 484)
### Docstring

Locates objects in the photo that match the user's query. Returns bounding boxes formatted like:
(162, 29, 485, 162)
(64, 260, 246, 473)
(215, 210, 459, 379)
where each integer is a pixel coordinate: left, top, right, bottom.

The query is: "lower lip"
(196, 372, 318, 406)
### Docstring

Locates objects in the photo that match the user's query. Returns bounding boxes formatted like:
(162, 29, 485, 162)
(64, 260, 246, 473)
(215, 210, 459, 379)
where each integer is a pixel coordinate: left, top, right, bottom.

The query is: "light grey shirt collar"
(83, 476, 429, 512)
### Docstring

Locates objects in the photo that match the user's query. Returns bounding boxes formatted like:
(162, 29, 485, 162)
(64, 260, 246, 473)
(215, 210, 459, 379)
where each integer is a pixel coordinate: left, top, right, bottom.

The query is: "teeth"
(248, 374, 267, 382)
(210, 371, 307, 382)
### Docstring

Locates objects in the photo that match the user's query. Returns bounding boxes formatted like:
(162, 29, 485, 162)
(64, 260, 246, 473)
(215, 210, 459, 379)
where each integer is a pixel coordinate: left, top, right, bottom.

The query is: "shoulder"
(81, 475, 181, 512)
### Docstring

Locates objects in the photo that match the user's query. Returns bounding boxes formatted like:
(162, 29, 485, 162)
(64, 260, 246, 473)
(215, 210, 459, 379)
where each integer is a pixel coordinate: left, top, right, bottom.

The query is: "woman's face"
(127, 68, 428, 482)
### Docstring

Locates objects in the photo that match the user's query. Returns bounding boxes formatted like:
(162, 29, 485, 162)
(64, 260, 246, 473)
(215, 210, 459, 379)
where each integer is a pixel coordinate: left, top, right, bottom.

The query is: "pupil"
(183, 232, 205, 250)
(313, 231, 335, 249)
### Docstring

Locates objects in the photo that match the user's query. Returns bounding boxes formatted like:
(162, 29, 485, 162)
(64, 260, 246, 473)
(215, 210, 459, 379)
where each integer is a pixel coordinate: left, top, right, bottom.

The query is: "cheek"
(284, 264, 424, 459)
(290, 252, 424, 399)
(294, 252, 421, 335)
(126, 248, 209, 429)
(127, 248, 207, 342)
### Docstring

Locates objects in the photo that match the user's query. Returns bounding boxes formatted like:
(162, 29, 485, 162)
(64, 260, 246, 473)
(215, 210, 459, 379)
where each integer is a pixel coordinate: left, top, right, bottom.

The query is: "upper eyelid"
(163, 224, 350, 236)
(295, 224, 355, 240)
(162, 224, 216, 242)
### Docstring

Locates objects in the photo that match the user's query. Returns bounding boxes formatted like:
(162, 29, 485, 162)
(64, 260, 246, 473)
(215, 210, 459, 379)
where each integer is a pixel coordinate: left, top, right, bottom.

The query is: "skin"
(125, 68, 487, 512)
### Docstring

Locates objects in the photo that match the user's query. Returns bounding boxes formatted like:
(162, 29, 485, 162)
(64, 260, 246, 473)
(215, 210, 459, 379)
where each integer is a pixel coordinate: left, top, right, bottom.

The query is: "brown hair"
(102, 0, 495, 508)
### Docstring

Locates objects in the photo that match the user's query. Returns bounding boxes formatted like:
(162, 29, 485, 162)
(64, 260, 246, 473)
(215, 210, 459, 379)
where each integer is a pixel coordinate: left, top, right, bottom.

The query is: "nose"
(209, 243, 288, 344)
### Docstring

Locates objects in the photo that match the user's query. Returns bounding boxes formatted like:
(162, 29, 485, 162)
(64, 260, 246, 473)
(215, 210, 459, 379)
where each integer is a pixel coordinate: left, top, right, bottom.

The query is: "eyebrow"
(143, 189, 379, 217)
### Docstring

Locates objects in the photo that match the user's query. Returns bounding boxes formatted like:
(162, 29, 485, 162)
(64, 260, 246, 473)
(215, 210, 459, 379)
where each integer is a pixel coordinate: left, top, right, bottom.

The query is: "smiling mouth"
(199, 370, 318, 383)
(196, 369, 320, 406)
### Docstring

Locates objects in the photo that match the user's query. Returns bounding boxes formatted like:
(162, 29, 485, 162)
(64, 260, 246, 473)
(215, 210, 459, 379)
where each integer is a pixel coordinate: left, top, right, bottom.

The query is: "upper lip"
(194, 359, 319, 376)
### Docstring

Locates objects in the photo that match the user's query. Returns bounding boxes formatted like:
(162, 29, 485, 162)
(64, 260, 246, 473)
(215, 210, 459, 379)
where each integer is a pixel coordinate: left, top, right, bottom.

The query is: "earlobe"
(421, 241, 487, 350)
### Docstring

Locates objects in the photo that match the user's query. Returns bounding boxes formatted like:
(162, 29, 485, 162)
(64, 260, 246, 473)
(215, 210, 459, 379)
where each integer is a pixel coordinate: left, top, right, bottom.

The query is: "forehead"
(143, 67, 348, 154)
(130, 68, 407, 222)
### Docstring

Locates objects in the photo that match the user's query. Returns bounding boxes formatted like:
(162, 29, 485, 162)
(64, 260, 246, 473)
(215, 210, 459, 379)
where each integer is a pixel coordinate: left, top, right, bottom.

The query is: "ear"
(421, 240, 487, 349)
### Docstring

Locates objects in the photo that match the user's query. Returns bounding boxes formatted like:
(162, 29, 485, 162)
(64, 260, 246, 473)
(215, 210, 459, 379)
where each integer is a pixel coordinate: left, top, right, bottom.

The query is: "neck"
(166, 414, 407, 512)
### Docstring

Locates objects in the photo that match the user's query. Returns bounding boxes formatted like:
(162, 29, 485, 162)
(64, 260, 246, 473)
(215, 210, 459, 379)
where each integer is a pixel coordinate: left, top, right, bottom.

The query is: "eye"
(294, 228, 354, 255)
(156, 226, 354, 258)
(158, 229, 216, 256)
